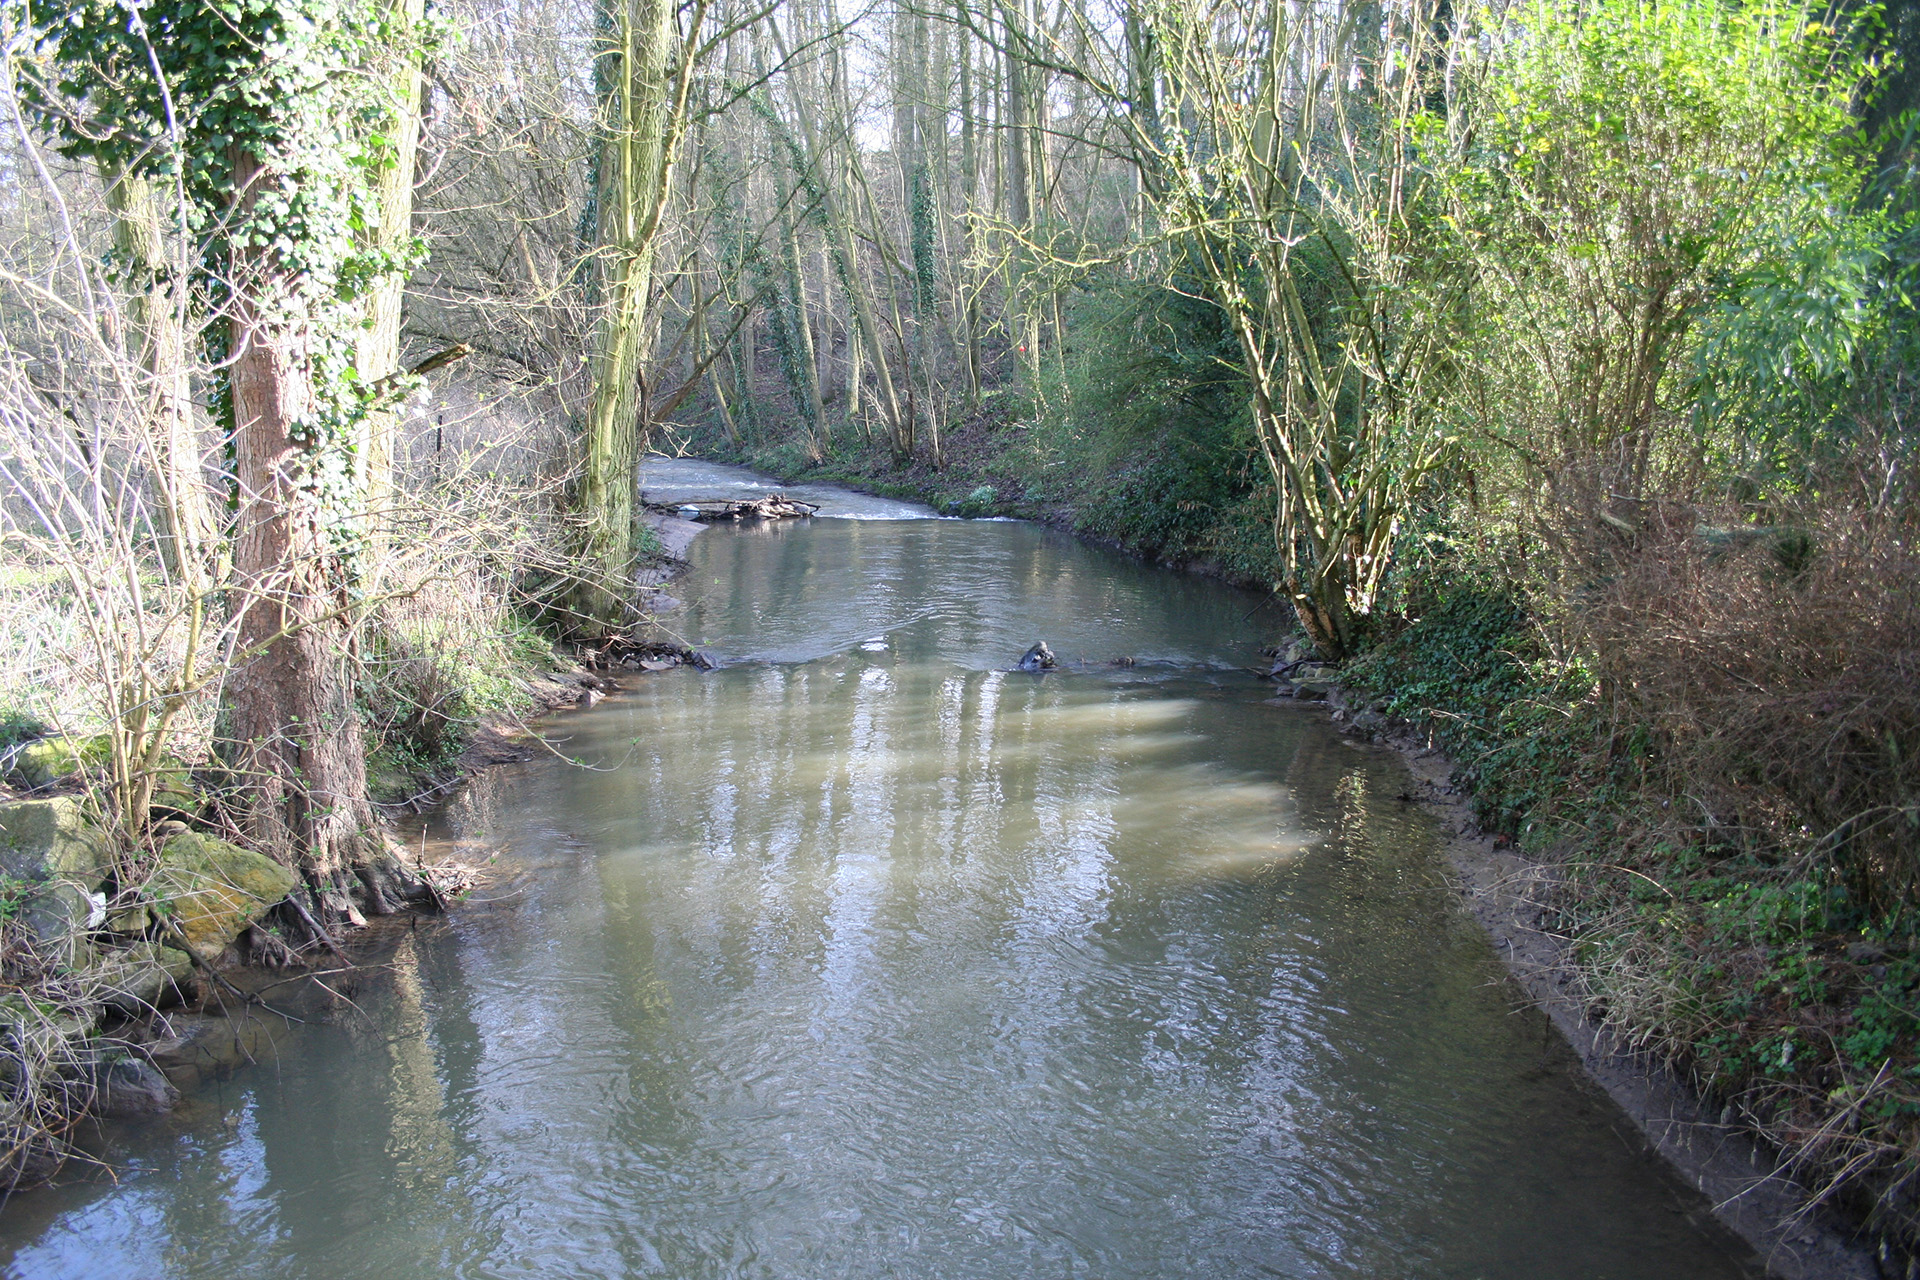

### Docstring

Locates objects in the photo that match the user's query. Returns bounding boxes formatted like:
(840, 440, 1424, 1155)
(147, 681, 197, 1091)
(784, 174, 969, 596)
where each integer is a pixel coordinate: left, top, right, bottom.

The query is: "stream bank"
(1346, 711, 1882, 1280)
(0, 462, 1772, 1277)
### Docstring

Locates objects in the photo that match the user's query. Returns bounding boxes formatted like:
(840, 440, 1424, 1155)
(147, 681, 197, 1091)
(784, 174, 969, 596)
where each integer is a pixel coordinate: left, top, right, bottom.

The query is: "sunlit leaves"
(1420, 0, 1897, 499)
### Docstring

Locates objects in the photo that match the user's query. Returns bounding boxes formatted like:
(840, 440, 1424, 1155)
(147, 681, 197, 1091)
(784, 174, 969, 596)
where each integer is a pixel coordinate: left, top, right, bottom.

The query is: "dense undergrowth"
(689, 189, 1920, 1280)
(748, 395, 1920, 1248)
(1341, 501, 1920, 1250)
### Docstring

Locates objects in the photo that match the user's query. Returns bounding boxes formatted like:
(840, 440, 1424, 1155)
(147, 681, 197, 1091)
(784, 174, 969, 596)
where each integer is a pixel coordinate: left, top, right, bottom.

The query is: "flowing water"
(0, 461, 1759, 1279)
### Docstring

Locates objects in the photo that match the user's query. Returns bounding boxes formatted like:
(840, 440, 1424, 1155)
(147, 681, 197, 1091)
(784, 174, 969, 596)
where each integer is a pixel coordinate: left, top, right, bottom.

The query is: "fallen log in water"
(645, 495, 820, 522)
(581, 638, 719, 672)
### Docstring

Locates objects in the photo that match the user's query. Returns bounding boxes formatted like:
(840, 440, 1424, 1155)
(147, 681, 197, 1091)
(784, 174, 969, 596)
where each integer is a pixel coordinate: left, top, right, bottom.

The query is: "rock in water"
(93, 1056, 180, 1117)
(140, 1011, 284, 1091)
(1015, 641, 1057, 672)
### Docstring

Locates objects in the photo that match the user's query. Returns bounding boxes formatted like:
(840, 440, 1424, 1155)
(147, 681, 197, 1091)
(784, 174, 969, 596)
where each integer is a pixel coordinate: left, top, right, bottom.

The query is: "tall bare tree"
(573, 0, 699, 628)
(351, 0, 430, 559)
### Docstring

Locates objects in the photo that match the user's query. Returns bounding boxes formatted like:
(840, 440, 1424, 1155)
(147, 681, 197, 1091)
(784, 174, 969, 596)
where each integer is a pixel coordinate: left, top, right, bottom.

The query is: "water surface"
(0, 463, 1757, 1279)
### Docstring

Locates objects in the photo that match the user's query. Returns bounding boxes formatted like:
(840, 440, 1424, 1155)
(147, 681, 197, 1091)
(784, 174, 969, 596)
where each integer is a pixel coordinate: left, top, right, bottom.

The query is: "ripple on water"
(0, 511, 1760, 1280)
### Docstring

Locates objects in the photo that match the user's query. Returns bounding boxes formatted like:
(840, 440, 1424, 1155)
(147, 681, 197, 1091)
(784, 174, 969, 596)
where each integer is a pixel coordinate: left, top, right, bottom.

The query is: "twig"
(157, 919, 308, 1024)
(285, 892, 355, 969)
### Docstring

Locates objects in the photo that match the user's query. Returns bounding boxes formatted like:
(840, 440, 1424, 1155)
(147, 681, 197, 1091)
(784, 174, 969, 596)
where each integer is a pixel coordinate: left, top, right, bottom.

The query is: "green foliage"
(0, 876, 32, 923)
(633, 521, 665, 565)
(0, 709, 47, 756)
(27, 0, 426, 292)
(938, 485, 1000, 518)
(1345, 587, 1605, 833)
(1428, 0, 1897, 505)
(744, 438, 818, 480)
(22, 0, 435, 517)
(908, 165, 937, 319)
(1596, 855, 1920, 1098)
(1026, 277, 1277, 573)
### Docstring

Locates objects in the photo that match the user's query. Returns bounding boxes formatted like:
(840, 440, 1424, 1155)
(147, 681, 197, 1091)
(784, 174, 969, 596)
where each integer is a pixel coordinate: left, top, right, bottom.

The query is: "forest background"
(2, 0, 1919, 1261)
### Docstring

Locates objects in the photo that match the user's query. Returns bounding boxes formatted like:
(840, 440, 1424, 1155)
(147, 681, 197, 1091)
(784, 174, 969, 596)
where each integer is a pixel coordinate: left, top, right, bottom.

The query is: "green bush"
(360, 609, 554, 798)
(1023, 276, 1275, 572)
(941, 485, 999, 518)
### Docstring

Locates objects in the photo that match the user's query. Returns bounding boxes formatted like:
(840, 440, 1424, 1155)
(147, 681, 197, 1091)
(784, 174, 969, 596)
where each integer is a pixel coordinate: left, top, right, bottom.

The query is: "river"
(0, 461, 1759, 1278)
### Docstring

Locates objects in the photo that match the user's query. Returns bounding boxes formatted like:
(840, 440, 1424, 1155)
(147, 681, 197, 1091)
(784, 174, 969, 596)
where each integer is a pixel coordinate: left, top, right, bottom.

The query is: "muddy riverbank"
(1372, 730, 1879, 1279)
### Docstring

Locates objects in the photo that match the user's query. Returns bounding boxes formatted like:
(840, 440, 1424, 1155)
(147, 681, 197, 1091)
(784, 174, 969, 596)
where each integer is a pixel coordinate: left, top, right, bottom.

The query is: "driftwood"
(645, 495, 820, 522)
(581, 638, 718, 672)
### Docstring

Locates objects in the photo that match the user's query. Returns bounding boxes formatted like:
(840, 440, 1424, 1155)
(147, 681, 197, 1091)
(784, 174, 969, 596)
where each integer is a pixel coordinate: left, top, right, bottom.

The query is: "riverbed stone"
(92, 1054, 179, 1117)
(143, 1011, 282, 1091)
(1350, 709, 1390, 736)
(93, 942, 194, 1014)
(0, 797, 113, 886)
(150, 832, 297, 961)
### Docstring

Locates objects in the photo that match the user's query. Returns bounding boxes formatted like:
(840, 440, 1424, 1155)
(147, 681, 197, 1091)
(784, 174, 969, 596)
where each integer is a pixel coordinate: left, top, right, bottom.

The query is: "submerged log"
(582, 638, 719, 672)
(1014, 641, 1057, 672)
(645, 495, 820, 522)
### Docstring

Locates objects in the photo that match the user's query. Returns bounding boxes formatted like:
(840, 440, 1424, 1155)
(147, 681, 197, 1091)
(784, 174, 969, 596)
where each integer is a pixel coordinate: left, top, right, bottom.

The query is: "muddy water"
(0, 461, 1758, 1279)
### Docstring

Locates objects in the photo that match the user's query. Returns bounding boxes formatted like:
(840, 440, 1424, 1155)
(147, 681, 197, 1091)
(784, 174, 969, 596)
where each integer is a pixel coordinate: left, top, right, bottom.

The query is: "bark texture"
(575, 0, 680, 630)
(352, 0, 428, 559)
(224, 151, 416, 925)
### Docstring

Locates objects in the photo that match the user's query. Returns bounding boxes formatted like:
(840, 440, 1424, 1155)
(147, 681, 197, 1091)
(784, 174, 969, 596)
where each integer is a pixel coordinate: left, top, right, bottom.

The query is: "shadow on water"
(0, 473, 1762, 1279)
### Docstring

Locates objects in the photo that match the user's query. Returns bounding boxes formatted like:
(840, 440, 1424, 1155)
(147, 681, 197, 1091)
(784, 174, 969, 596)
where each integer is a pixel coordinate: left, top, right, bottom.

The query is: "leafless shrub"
(1541, 407, 1920, 1244)
(1578, 496, 1920, 911)
(0, 917, 124, 1190)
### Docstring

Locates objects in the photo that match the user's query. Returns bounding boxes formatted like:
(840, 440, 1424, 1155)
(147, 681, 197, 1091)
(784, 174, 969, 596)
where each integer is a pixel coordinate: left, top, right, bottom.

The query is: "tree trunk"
(352, 0, 427, 563)
(769, 20, 912, 457)
(102, 165, 214, 588)
(776, 167, 828, 456)
(224, 150, 415, 927)
(957, 10, 983, 406)
(1002, 0, 1043, 377)
(576, 0, 680, 632)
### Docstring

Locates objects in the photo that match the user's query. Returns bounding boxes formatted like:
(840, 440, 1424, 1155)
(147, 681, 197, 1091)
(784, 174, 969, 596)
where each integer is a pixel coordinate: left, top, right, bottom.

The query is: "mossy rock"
(0, 991, 95, 1051)
(150, 832, 297, 961)
(92, 942, 194, 1015)
(0, 797, 113, 886)
(103, 902, 152, 935)
(3, 735, 109, 790)
(15, 881, 101, 965)
(2, 736, 200, 818)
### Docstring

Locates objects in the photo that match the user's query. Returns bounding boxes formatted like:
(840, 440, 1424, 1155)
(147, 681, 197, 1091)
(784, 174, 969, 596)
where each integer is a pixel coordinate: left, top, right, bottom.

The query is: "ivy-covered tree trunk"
(574, 0, 681, 631)
(225, 152, 411, 923)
